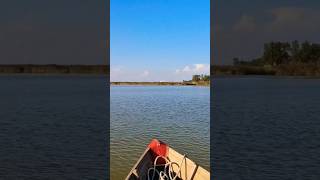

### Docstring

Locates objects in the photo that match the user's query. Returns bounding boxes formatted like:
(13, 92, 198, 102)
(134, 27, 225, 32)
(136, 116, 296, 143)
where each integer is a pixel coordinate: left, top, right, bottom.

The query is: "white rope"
(148, 155, 186, 180)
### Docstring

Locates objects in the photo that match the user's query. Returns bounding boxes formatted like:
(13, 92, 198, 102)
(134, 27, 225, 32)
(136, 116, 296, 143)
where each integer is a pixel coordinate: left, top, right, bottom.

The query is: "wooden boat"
(126, 139, 210, 180)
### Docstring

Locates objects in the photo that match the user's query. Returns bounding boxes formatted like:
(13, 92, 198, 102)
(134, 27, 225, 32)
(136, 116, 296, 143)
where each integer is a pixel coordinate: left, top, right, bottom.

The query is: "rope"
(148, 154, 186, 180)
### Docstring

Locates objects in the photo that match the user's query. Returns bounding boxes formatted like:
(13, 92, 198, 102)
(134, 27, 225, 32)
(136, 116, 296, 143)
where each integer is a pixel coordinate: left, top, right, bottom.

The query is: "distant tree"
(233, 58, 240, 65)
(250, 58, 263, 66)
(192, 75, 201, 81)
(231, 40, 320, 68)
(262, 42, 290, 66)
(202, 75, 210, 81)
(310, 43, 320, 64)
(290, 40, 300, 63)
(299, 41, 312, 63)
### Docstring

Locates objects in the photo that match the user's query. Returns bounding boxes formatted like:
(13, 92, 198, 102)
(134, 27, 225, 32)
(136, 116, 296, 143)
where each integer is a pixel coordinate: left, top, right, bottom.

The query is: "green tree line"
(233, 41, 320, 66)
(192, 74, 210, 81)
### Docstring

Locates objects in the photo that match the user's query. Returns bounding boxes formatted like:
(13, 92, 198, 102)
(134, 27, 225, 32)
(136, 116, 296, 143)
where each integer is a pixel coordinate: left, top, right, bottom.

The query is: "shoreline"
(111, 82, 210, 86)
(212, 65, 320, 77)
(0, 64, 109, 74)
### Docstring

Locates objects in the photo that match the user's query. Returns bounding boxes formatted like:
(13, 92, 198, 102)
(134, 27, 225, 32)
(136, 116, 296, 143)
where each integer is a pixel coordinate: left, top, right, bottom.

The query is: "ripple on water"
(212, 77, 320, 179)
(111, 86, 210, 179)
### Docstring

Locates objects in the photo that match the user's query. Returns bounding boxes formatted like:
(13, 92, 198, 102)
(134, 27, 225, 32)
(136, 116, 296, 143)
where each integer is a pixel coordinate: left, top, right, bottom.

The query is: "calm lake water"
(212, 77, 320, 179)
(0, 75, 108, 179)
(111, 86, 210, 179)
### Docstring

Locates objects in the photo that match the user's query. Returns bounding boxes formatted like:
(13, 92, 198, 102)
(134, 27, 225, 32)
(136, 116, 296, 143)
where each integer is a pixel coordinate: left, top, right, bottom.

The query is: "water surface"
(111, 85, 210, 179)
(0, 75, 108, 179)
(212, 77, 320, 179)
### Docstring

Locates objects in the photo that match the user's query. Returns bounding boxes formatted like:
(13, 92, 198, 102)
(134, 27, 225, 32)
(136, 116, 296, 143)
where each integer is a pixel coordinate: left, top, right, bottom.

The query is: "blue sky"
(213, 0, 320, 64)
(0, 1, 105, 65)
(110, 0, 210, 81)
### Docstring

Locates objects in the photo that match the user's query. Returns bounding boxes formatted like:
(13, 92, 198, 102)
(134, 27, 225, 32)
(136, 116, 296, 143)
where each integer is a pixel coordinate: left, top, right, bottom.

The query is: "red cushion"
(148, 139, 168, 158)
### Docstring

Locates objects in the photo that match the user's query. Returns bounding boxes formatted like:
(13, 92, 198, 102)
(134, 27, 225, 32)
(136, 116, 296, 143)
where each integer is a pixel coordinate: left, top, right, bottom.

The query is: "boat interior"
(126, 147, 209, 180)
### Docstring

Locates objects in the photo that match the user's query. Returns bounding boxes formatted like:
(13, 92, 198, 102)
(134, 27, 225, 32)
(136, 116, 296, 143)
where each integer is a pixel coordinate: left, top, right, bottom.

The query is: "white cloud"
(110, 66, 123, 80)
(229, 7, 320, 34)
(174, 64, 210, 81)
(141, 70, 150, 77)
(176, 64, 210, 75)
(266, 7, 320, 33)
(111, 64, 209, 82)
(183, 66, 191, 72)
(111, 67, 151, 81)
(194, 64, 209, 72)
(233, 15, 256, 32)
(111, 67, 121, 73)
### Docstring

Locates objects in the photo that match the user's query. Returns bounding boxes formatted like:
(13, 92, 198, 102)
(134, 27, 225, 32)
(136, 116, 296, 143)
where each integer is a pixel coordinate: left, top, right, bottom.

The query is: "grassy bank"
(212, 64, 320, 77)
(0, 65, 109, 74)
(111, 81, 210, 86)
(217, 41, 320, 77)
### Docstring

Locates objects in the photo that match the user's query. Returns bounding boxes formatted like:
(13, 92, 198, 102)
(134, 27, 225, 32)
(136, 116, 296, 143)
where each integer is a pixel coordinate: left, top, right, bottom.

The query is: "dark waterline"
(212, 77, 320, 179)
(0, 75, 108, 179)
